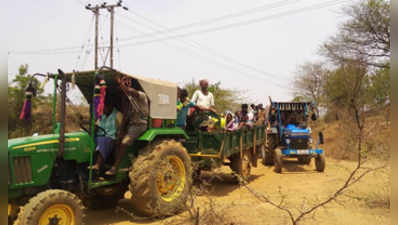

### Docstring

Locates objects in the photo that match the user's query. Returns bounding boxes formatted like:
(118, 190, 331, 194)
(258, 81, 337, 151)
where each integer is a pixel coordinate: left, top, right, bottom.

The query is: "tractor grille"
(12, 156, 32, 184)
(290, 139, 309, 149)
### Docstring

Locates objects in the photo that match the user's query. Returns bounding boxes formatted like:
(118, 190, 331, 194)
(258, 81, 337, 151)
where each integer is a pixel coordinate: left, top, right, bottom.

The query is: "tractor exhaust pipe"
(57, 69, 67, 159)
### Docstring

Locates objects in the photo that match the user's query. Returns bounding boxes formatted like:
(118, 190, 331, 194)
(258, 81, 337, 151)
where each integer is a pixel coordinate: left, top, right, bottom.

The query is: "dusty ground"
(85, 158, 390, 225)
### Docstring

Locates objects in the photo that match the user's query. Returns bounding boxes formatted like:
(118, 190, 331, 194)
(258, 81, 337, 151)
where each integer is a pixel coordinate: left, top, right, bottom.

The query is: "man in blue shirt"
(89, 102, 118, 170)
(176, 89, 195, 128)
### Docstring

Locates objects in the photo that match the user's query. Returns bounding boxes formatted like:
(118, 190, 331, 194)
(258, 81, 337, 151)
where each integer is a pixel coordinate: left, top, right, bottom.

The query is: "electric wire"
(75, 14, 95, 69)
(122, 10, 289, 87)
(116, 15, 289, 89)
(127, 9, 289, 80)
(121, 0, 301, 40)
(9, 0, 349, 55)
(117, 0, 351, 46)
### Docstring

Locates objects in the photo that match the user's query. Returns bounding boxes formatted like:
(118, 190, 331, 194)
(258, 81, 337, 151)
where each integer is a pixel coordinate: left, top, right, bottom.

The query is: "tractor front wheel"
(128, 139, 192, 217)
(261, 145, 274, 166)
(315, 154, 326, 172)
(16, 189, 85, 225)
(273, 148, 283, 173)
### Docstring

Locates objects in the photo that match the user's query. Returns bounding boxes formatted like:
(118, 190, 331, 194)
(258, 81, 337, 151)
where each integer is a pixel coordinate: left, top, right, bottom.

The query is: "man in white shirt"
(191, 79, 216, 113)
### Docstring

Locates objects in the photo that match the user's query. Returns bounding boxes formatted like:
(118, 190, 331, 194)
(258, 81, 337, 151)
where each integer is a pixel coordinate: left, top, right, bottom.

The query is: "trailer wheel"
(298, 156, 311, 165)
(229, 151, 251, 181)
(315, 154, 326, 172)
(129, 139, 192, 217)
(17, 189, 85, 225)
(273, 148, 283, 173)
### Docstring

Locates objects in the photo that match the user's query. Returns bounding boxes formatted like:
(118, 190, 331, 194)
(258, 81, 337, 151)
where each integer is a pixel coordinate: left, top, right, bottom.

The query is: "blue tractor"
(261, 99, 325, 173)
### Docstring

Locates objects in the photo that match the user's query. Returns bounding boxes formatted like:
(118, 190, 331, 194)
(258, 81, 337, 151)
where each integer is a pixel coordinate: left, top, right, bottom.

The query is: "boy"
(177, 89, 195, 128)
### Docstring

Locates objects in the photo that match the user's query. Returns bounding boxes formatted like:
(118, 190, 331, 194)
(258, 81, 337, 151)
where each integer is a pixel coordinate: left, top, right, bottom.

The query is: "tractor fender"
(137, 128, 189, 142)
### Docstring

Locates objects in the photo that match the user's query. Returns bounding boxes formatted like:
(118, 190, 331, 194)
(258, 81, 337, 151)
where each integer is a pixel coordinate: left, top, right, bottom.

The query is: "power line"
(118, 0, 350, 46)
(118, 11, 290, 89)
(120, 0, 301, 41)
(75, 14, 95, 69)
(124, 10, 289, 82)
(9, 0, 350, 56)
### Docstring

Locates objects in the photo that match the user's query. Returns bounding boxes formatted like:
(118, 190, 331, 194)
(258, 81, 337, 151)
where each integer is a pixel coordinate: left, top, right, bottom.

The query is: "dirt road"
(85, 158, 390, 225)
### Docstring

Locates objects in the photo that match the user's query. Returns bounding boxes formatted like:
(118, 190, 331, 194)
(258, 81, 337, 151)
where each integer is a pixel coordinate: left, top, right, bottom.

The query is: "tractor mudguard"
(137, 128, 189, 142)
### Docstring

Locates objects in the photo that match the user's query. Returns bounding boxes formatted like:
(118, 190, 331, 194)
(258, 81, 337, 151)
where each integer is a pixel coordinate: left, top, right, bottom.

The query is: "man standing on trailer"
(105, 75, 149, 176)
(191, 79, 216, 113)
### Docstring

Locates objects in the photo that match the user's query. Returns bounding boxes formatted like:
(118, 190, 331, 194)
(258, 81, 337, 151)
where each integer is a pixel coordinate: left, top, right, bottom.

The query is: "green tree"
(8, 64, 44, 137)
(321, 0, 390, 69)
(368, 65, 390, 106)
(323, 61, 370, 120)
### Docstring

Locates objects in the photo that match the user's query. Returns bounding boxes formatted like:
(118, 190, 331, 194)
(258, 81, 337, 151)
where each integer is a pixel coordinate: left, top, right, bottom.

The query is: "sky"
(6, 0, 355, 105)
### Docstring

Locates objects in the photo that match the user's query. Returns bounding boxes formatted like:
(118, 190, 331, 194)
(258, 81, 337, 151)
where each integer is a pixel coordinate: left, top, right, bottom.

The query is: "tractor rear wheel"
(273, 148, 283, 173)
(315, 154, 326, 172)
(8, 203, 19, 225)
(229, 150, 251, 181)
(128, 139, 192, 217)
(16, 189, 85, 225)
(298, 156, 311, 165)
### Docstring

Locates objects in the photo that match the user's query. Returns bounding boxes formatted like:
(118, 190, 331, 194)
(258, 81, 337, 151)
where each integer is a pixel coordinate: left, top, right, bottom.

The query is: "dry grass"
(312, 112, 390, 161)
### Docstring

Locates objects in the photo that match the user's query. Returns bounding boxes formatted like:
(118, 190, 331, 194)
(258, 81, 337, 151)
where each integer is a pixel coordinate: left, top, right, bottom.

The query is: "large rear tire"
(16, 189, 85, 225)
(229, 150, 251, 181)
(128, 139, 192, 217)
(274, 148, 283, 173)
(315, 154, 326, 172)
(8, 203, 19, 225)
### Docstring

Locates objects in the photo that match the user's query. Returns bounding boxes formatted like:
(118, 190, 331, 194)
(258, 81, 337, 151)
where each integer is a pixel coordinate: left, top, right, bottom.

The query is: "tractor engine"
(282, 124, 311, 150)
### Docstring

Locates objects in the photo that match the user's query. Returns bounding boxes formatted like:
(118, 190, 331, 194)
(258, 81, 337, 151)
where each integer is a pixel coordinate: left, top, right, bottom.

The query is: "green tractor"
(8, 67, 266, 225)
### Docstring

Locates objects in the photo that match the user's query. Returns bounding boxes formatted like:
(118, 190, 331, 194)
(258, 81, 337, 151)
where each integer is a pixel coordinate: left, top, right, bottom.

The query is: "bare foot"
(105, 167, 117, 175)
(88, 164, 100, 170)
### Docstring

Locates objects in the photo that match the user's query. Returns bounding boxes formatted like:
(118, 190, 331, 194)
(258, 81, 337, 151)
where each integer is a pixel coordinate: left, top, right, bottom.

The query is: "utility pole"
(109, 6, 115, 68)
(85, 1, 128, 70)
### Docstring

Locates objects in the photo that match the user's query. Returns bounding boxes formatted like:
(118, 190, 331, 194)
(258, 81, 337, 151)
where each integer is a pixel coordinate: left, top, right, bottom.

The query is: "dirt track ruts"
(85, 157, 390, 225)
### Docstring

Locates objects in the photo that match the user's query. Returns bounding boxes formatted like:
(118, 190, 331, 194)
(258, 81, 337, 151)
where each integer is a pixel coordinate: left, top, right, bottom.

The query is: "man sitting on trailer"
(191, 79, 216, 113)
(105, 75, 149, 176)
(256, 104, 266, 126)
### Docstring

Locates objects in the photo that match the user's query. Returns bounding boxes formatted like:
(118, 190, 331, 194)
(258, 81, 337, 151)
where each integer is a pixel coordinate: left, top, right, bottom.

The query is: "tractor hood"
(8, 134, 59, 150)
(8, 132, 87, 152)
(66, 69, 177, 120)
(283, 124, 310, 138)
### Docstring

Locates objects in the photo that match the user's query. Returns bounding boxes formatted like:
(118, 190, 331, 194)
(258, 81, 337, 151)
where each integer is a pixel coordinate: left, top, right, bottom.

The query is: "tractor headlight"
(286, 139, 291, 144)
(309, 138, 313, 144)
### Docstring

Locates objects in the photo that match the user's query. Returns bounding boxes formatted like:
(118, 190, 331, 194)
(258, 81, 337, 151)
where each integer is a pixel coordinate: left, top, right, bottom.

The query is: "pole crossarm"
(85, 0, 128, 69)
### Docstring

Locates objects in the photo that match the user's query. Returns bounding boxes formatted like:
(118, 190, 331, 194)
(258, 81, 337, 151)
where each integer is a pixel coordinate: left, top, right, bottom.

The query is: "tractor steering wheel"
(79, 121, 107, 136)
